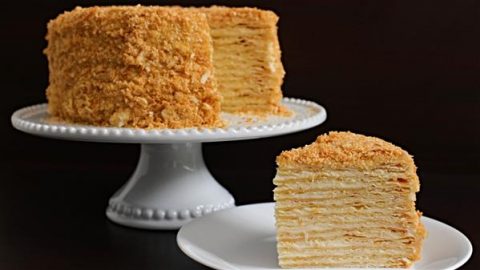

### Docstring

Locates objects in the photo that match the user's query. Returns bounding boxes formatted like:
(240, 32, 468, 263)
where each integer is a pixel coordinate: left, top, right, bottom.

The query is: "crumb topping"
(198, 6, 279, 27)
(277, 131, 416, 171)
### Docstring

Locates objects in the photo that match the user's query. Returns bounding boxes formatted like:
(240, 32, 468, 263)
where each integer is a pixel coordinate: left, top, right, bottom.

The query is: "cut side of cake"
(199, 6, 289, 116)
(273, 131, 426, 268)
(45, 6, 222, 129)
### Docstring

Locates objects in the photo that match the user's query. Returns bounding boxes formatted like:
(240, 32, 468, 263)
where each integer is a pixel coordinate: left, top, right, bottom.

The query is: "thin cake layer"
(200, 6, 289, 115)
(277, 223, 425, 268)
(45, 6, 222, 128)
(273, 132, 426, 268)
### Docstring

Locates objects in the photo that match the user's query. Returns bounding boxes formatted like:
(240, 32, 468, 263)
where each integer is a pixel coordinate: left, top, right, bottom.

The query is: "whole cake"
(45, 5, 288, 129)
(273, 132, 426, 268)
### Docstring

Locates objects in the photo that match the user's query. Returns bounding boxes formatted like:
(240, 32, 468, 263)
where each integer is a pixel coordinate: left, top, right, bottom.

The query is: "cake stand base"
(106, 143, 235, 229)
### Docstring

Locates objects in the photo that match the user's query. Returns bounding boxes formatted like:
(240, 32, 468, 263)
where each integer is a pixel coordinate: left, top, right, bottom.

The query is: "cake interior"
(202, 7, 288, 115)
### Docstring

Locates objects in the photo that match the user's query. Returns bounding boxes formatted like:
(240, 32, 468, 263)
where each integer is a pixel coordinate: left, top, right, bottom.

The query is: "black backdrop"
(1, 1, 479, 269)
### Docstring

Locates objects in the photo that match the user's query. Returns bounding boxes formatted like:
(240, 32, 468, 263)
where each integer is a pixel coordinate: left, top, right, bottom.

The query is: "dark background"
(1, 0, 479, 269)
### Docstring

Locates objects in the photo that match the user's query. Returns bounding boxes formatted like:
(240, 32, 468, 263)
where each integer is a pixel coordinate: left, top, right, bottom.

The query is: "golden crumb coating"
(278, 131, 417, 173)
(198, 6, 289, 116)
(45, 6, 222, 128)
(201, 6, 280, 28)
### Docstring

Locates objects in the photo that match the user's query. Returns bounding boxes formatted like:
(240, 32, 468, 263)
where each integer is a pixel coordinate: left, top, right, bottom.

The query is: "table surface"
(1, 140, 478, 270)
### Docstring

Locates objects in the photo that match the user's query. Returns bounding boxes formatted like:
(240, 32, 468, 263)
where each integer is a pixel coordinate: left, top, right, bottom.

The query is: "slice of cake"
(273, 131, 426, 268)
(199, 6, 289, 115)
(45, 6, 222, 128)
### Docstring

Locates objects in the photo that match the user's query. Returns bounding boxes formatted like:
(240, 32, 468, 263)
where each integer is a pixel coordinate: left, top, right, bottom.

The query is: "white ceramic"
(11, 98, 327, 229)
(106, 143, 236, 229)
(177, 203, 473, 270)
(11, 98, 325, 143)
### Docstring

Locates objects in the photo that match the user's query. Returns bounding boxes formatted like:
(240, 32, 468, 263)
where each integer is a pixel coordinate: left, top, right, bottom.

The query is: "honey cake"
(45, 6, 222, 128)
(273, 131, 426, 268)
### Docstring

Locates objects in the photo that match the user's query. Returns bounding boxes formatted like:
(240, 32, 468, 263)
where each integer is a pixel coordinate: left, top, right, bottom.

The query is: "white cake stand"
(11, 98, 326, 229)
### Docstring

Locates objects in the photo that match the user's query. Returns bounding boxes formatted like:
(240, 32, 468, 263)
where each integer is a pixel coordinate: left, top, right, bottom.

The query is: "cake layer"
(278, 247, 415, 258)
(278, 227, 415, 242)
(200, 7, 287, 115)
(276, 209, 417, 222)
(278, 222, 425, 268)
(212, 29, 282, 113)
(277, 220, 415, 233)
(277, 234, 418, 247)
(275, 185, 412, 196)
(277, 220, 417, 231)
(273, 169, 418, 189)
(276, 196, 414, 209)
(275, 194, 415, 206)
(275, 168, 412, 179)
(279, 255, 413, 268)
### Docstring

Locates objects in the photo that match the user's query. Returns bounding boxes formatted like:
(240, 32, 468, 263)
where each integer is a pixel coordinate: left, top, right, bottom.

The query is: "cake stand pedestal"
(107, 143, 235, 229)
(11, 98, 326, 229)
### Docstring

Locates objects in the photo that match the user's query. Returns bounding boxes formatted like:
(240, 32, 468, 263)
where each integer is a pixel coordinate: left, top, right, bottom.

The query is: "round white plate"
(177, 203, 472, 270)
(11, 98, 326, 143)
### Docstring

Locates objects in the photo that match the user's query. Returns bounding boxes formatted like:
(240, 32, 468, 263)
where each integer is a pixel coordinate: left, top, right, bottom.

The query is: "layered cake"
(199, 6, 288, 115)
(45, 5, 289, 128)
(45, 6, 221, 129)
(273, 131, 425, 268)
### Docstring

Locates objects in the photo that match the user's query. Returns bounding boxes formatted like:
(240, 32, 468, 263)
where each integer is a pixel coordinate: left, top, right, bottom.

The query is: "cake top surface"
(198, 6, 278, 26)
(50, 5, 278, 24)
(48, 5, 202, 27)
(277, 131, 415, 170)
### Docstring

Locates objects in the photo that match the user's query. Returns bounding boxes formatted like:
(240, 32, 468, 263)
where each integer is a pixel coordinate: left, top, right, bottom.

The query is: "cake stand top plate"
(11, 97, 326, 143)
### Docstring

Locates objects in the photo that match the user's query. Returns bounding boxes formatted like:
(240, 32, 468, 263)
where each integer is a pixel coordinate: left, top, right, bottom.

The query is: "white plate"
(11, 98, 326, 143)
(177, 203, 472, 270)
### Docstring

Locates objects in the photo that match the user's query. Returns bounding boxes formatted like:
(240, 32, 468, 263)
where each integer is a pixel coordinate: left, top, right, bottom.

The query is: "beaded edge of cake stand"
(11, 98, 324, 138)
(107, 199, 235, 221)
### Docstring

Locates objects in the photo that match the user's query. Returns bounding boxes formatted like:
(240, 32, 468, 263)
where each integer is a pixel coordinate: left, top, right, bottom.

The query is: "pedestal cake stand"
(11, 98, 326, 229)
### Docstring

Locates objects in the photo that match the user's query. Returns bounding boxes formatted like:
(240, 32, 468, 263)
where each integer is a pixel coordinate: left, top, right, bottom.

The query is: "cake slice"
(45, 6, 222, 128)
(199, 6, 289, 115)
(273, 131, 426, 268)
